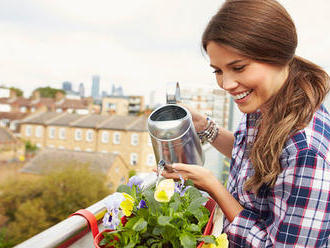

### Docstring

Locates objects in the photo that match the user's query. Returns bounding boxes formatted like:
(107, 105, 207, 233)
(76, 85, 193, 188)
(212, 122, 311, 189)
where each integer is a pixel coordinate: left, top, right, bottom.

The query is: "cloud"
(0, 0, 328, 103)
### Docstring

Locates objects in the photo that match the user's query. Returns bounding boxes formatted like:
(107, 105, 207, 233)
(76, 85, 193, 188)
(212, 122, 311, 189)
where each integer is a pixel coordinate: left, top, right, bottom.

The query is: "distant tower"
(62, 81, 72, 92)
(117, 86, 124, 96)
(91, 75, 100, 99)
(79, 83, 85, 98)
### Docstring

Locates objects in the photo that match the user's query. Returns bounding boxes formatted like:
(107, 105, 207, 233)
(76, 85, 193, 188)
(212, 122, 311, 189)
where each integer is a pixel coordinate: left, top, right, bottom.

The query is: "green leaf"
(132, 217, 148, 232)
(157, 215, 172, 226)
(197, 235, 216, 244)
(143, 186, 161, 216)
(179, 232, 196, 248)
(117, 184, 132, 195)
(186, 223, 200, 232)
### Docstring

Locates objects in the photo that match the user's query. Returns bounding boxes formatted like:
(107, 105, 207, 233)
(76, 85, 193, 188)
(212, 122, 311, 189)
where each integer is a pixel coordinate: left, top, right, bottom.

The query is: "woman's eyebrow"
(210, 59, 245, 69)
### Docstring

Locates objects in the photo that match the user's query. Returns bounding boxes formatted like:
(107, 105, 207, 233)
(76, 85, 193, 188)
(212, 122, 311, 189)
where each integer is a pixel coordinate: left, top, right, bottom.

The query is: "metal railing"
(14, 198, 107, 248)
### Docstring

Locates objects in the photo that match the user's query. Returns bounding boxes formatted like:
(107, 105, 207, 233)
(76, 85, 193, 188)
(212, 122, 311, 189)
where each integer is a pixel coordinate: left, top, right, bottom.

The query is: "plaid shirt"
(223, 105, 330, 247)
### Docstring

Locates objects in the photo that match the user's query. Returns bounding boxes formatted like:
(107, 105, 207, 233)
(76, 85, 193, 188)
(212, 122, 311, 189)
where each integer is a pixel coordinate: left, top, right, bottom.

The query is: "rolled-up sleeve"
(224, 149, 330, 247)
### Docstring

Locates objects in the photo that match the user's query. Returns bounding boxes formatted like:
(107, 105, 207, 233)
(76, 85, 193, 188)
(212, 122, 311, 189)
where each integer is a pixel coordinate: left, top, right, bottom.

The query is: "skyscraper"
(62, 81, 72, 92)
(91, 75, 100, 99)
(79, 83, 85, 98)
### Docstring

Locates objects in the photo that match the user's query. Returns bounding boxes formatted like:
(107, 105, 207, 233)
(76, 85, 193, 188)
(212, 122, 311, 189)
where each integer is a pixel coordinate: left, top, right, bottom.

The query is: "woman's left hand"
(160, 163, 218, 193)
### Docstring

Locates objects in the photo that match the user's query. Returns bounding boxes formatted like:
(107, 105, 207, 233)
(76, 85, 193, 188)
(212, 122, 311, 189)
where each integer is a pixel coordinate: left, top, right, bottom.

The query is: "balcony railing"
(14, 197, 107, 248)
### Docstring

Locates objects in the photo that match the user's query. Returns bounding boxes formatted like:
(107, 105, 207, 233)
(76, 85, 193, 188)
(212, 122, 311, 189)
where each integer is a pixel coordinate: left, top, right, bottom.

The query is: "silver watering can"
(147, 82, 204, 168)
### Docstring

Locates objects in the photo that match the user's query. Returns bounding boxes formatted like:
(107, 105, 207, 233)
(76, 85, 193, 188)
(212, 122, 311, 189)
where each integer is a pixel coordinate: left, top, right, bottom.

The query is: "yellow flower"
(120, 193, 135, 216)
(202, 233, 229, 248)
(154, 179, 175, 202)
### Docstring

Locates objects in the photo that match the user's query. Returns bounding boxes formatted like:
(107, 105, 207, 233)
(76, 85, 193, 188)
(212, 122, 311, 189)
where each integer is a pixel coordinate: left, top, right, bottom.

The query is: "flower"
(100, 176, 216, 248)
(103, 209, 120, 230)
(137, 199, 147, 209)
(102, 192, 134, 228)
(127, 175, 143, 190)
(202, 233, 229, 248)
(120, 193, 134, 216)
(154, 179, 175, 202)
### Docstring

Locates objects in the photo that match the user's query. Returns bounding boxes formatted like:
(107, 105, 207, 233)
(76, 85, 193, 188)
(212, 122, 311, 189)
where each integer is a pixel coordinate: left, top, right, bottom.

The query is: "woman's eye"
(233, 65, 246, 71)
(212, 69, 223, 75)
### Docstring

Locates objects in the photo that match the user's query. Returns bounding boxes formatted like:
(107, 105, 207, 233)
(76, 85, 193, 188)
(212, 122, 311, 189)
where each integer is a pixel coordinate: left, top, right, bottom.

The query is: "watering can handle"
(71, 209, 99, 238)
(166, 82, 181, 104)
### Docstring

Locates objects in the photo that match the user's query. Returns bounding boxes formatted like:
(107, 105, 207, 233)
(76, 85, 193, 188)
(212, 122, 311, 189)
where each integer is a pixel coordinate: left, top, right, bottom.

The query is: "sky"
(0, 0, 329, 105)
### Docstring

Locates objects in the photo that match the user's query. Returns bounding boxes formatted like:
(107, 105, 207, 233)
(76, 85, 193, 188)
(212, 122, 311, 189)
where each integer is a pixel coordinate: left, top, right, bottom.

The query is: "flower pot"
(73, 199, 216, 248)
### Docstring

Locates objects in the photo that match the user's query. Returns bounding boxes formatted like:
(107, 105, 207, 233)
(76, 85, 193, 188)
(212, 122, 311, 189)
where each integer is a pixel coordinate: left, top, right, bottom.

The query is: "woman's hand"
(161, 163, 218, 193)
(180, 104, 208, 133)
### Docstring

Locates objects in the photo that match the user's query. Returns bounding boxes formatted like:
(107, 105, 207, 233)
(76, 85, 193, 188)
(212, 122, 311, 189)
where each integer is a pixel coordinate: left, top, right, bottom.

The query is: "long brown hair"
(202, 0, 329, 192)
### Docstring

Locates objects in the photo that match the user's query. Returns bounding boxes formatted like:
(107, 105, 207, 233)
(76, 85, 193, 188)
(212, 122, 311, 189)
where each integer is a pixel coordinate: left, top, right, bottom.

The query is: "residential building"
(0, 127, 25, 162)
(19, 112, 156, 172)
(20, 149, 130, 190)
(181, 87, 230, 128)
(101, 96, 129, 115)
(128, 96, 145, 115)
(20, 112, 61, 148)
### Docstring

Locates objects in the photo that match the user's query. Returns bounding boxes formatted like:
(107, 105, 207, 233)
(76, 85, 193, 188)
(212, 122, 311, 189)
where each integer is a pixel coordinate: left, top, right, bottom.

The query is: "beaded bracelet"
(197, 117, 219, 144)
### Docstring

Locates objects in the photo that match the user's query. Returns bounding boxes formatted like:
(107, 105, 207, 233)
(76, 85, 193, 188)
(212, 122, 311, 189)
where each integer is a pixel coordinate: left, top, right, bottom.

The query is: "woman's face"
(206, 41, 289, 113)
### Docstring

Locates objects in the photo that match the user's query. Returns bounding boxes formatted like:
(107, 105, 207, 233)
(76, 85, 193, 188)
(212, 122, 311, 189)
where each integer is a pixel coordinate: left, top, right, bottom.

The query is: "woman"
(161, 0, 330, 247)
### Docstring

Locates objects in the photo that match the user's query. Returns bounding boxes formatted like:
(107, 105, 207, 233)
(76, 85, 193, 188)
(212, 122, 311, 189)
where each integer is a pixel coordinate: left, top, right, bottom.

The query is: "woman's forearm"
(208, 178, 244, 223)
(210, 127, 235, 159)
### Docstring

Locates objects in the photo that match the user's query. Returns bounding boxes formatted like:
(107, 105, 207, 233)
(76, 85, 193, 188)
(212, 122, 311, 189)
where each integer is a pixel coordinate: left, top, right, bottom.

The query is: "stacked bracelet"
(197, 117, 219, 144)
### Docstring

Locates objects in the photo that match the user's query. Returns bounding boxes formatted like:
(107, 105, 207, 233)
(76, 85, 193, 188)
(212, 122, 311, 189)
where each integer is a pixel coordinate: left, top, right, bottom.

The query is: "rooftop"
(20, 149, 119, 175)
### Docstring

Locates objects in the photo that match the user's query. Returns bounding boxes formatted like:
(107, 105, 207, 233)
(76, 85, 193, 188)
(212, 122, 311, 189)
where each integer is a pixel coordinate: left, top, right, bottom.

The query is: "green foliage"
(0, 164, 111, 246)
(9, 87, 23, 97)
(102, 180, 216, 248)
(128, 170, 136, 178)
(34, 87, 65, 98)
(24, 140, 38, 153)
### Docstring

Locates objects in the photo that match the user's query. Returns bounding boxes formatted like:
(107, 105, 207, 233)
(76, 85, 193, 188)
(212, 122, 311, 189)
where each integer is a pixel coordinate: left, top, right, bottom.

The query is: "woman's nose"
(221, 75, 239, 91)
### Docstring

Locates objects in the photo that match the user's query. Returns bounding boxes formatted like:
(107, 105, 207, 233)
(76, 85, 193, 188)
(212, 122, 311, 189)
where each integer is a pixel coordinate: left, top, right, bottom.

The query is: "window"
(31, 107, 36, 112)
(25, 125, 32, 136)
(101, 150, 108, 153)
(48, 144, 55, 148)
(101, 131, 109, 143)
(58, 146, 65, 150)
(9, 121, 17, 130)
(115, 167, 119, 173)
(59, 128, 66, 139)
(20, 106, 27, 113)
(75, 129, 82, 141)
(35, 126, 43, 138)
(113, 132, 120, 144)
(147, 154, 155, 166)
(86, 130, 94, 142)
(131, 133, 139, 146)
(74, 147, 81, 151)
(49, 127, 55, 139)
(130, 153, 138, 166)
(36, 143, 42, 148)
(56, 108, 63, 113)
(85, 148, 93, 152)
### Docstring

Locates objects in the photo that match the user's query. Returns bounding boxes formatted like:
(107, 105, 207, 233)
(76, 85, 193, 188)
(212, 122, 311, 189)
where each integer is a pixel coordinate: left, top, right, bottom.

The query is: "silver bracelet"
(197, 117, 219, 144)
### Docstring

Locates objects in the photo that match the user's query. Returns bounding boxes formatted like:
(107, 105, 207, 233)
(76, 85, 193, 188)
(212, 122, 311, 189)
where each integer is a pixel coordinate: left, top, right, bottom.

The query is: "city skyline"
(0, 0, 329, 105)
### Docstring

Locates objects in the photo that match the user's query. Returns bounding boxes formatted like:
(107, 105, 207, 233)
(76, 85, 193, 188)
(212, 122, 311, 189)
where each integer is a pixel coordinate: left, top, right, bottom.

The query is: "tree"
(34, 87, 65, 98)
(0, 164, 111, 246)
(9, 87, 23, 97)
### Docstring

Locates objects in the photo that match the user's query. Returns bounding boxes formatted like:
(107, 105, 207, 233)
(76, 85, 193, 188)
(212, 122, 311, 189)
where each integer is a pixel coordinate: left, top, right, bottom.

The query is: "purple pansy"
(138, 199, 147, 209)
(127, 175, 144, 191)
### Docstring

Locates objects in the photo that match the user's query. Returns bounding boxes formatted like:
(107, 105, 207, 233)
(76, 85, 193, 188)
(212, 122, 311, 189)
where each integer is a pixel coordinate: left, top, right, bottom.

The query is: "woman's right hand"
(180, 104, 208, 132)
